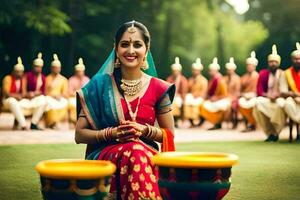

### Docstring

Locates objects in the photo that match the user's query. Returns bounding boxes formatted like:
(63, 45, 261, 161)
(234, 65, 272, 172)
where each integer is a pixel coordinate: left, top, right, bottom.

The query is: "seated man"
(253, 45, 286, 142)
(2, 57, 27, 130)
(45, 54, 68, 129)
(223, 57, 241, 129)
(200, 57, 230, 130)
(68, 58, 90, 125)
(166, 57, 188, 127)
(238, 51, 259, 132)
(22, 52, 47, 130)
(279, 42, 300, 141)
(184, 58, 207, 127)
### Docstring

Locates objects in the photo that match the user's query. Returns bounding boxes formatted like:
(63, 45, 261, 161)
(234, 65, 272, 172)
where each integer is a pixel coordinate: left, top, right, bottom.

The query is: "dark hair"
(114, 21, 151, 50)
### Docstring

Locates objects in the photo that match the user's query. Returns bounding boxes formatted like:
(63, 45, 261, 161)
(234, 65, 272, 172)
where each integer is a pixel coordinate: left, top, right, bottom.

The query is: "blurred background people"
(238, 51, 259, 132)
(166, 57, 188, 127)
(184, 58, 207, 127)
(45, 54, 68, 129)
(2, 57, 27, 130)
(68, 58, 90, 125)
(200, 57, 229, 130)
(253, 45, 286, 142)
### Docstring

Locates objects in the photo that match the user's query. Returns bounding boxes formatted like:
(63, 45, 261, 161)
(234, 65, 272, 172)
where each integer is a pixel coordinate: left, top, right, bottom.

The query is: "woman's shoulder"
(148, 76, 175, 101)
(150, 76, 173, 90)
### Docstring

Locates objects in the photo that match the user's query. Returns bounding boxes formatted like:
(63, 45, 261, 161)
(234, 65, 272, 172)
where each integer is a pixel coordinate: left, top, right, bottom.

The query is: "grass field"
(0, 141, 299, 200)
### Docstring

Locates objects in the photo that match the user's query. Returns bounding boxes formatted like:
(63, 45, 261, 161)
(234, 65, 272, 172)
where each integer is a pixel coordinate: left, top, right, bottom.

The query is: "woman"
(75, 21, 175, 200)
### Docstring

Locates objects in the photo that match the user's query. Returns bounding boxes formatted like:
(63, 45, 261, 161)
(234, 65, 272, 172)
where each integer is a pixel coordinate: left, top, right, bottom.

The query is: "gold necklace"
(121, 78, 142, 96)
(124, 96, 141, 121)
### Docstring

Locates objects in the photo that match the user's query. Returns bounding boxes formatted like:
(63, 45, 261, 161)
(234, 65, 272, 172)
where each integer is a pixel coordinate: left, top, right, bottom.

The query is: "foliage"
(2, 0, 297, 82)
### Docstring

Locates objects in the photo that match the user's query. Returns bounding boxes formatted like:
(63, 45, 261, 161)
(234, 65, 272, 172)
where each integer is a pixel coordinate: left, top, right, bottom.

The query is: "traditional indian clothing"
(68, 58, 90, 123)
(238, 51, 259, 127)
(280, 66, 300, 123)
(21, 53, 47, 128)
(22, 71, 47, 126)
(184, 58, 208, 121)
(279, 43, 300, 123)
(223, 57, 241, 126)
(253, 45, 286, 137)
(166, 57, 188, 118)
(45, 54, 69, 126)
(2, 57, 27, 128)
(200, 58, 230, 125)
(77, 50, 175, 200)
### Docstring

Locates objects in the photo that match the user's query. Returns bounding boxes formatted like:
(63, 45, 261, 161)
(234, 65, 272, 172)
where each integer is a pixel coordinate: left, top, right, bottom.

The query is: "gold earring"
(141, 59, 149, 70)
(115, 57, 121, 68)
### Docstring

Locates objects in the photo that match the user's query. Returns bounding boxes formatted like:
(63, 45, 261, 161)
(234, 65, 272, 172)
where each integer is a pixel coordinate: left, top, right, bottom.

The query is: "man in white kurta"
(253, 45, 286, 142)
(2, 57, 27, 129)
(22, 52, 47, 130)
(279, 42, 300, 140)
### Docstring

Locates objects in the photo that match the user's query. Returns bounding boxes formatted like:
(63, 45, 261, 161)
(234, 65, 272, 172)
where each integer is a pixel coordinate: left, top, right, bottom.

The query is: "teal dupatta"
(76, 49, 160, 158)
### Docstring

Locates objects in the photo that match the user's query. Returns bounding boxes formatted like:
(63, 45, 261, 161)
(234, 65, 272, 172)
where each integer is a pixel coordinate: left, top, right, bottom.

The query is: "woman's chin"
(122, 63, 141, 69)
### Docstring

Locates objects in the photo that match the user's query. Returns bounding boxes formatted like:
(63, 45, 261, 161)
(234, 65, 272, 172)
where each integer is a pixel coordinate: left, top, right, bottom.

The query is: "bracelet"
(144, 124, 159, 140)
(96, 127, 113, 143)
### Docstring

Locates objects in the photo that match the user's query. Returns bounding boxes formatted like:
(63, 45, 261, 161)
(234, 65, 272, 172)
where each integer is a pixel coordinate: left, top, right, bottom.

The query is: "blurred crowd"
(1, 53, 89, 130)
(166, 43, 300, 142)
(1, 42, 300, 142)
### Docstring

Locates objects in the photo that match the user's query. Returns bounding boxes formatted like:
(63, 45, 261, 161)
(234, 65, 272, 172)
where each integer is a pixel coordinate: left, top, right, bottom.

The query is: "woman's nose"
(128, 44, 135, 54)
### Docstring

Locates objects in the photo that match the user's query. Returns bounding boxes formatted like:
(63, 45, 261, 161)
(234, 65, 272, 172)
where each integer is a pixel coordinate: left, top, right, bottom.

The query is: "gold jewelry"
(127, 20, 137, 34)
(124, 96, 141, 122)
(114, 57, 121, 68)
(96, 130, 101, 143)
(121, 78, 142, 96)
(141, 59, 149, 70)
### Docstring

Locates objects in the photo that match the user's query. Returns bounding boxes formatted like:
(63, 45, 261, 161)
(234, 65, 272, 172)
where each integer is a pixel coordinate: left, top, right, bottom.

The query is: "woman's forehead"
(120, 31, 143, 42)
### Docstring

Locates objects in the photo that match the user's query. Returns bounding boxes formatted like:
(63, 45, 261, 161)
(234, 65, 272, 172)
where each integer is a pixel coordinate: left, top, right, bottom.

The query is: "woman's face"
(116, 29, 147, 69)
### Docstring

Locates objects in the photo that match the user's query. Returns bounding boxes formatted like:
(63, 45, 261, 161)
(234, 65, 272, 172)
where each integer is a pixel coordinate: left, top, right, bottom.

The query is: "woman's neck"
(121, 66, 142, 80)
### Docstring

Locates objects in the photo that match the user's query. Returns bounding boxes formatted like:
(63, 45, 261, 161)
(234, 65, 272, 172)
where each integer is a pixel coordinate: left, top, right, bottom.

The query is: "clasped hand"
(113, 120, 148, 142)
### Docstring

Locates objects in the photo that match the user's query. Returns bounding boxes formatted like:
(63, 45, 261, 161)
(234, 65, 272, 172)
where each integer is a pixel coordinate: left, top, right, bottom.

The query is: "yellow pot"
(35, 159, 116, 200)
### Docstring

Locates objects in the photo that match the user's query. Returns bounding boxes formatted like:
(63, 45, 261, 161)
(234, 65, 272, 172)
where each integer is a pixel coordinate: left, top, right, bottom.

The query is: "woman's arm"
(75, 110, 138, 144)
(75, 112, 98, 144)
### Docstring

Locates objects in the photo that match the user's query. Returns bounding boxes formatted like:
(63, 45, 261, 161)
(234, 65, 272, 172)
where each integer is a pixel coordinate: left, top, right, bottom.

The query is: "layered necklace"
(121, 78, 142, 96)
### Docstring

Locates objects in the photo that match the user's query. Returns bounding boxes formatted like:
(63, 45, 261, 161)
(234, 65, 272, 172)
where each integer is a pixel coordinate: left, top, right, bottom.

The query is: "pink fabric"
(68, 75, 90, 95)
(26, 71, 46, 94)
(256, 69, 269, 96)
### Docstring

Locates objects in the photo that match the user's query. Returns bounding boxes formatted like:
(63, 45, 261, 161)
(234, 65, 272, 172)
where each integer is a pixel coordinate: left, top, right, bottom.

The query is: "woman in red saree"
(75, 21, 175, 200)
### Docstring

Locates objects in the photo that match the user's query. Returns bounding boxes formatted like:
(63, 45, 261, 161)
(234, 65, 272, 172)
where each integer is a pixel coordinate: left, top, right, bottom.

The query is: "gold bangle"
(96, 130, 101, 143)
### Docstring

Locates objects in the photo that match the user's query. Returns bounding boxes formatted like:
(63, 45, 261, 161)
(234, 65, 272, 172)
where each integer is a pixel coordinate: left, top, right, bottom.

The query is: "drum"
(35, 159, 116, 200)
(152, 152, 238, 200)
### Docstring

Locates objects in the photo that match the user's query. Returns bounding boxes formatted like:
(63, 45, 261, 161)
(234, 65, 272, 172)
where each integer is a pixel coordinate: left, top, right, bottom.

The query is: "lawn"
(0, 141, 299, 200)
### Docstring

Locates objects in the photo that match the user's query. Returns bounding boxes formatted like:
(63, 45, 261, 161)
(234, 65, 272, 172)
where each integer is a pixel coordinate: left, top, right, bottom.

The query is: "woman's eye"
(133, 43, 142, 48)
(120, 43, 129, 48)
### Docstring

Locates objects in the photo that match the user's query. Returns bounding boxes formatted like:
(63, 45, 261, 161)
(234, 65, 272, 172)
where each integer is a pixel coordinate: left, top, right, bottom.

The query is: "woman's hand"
(111, 121, 146, 142)
(118, 120, 148, 137)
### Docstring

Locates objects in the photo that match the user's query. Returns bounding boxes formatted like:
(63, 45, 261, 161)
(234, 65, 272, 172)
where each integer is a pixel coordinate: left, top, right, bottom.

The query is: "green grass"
(0, 141, 299, 200)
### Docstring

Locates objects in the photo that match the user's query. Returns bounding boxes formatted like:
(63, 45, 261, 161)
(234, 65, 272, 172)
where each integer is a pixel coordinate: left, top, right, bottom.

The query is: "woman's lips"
(124, 55, 137, 62)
